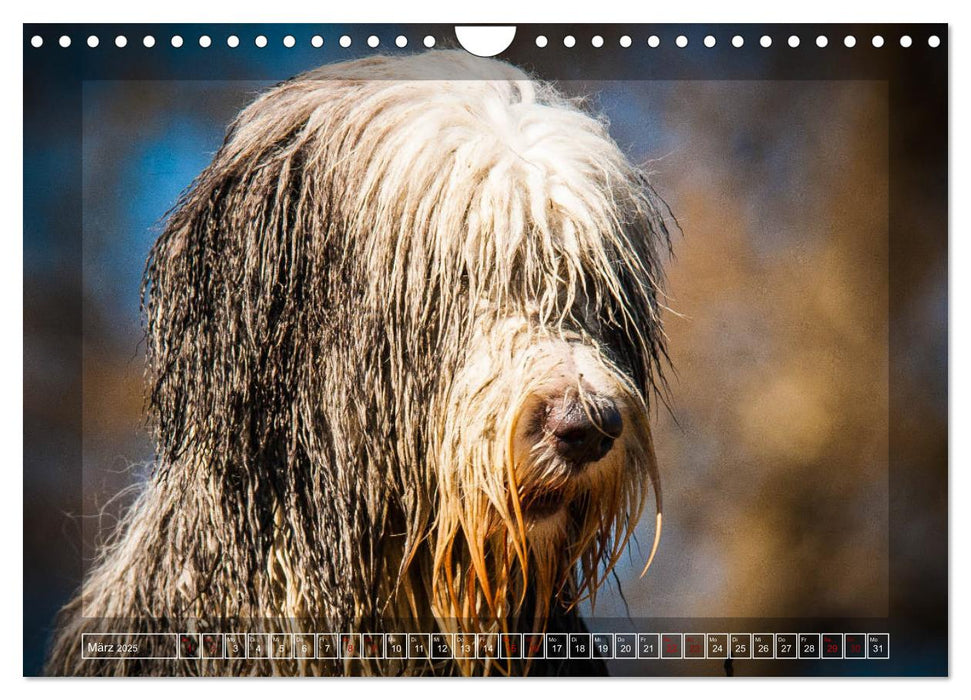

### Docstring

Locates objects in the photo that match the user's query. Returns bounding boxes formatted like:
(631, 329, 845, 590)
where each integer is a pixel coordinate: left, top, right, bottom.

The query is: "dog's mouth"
(520, 487, 568, 519)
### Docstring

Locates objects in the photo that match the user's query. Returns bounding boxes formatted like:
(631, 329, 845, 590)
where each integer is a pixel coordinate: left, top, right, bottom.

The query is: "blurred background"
(597, 80, 891, 621)
(24, 30, 947, 675)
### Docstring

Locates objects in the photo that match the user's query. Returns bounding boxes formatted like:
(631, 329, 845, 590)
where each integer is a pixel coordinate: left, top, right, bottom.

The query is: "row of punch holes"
(30, 32, 942, 50)
(31, 33, 435, 49)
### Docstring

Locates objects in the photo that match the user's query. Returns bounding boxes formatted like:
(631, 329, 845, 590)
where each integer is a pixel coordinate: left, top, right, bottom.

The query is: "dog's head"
(144, 51, 672, 641)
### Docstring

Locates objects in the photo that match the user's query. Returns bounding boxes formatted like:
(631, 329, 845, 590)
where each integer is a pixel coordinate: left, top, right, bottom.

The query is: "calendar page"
(22, 23, 947, 677)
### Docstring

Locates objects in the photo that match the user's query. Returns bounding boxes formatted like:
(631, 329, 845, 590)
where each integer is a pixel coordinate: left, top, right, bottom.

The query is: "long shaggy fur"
(47, 50, 674, 676)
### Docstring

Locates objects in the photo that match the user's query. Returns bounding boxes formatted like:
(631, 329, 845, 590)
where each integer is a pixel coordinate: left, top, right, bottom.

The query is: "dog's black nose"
(547, 399, 623, 466)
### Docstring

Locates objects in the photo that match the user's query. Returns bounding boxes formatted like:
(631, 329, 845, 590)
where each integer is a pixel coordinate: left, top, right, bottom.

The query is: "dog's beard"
(426, 320, 661, 664)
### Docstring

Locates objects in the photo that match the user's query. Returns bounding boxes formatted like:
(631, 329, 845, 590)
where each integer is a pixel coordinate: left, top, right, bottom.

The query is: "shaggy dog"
(47, 50, 673, 676)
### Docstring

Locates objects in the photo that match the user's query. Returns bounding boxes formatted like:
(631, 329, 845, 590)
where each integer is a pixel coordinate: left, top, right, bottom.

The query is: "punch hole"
(619, 35, 632, 48)
(900, 35, 912, 48)
(199, 36, 212, 48)
(592, 35, 604, 48)
(283, 35, 296, 48)
(844, 35, 856, 48)
(30, 35, 43, 48)
(704, 35, 715, 48)
(368, 35, 379, 48)
(424, 35, 436, 48)
(143, 35, 155, 48)
(115, 36, 127, 48)
(929, 35, 940, 48)
(535, 35, 548, 48)
(59, 35, 71, 48)
(732, 35, 744, 48)
(564, 35, 576, 48)
(816, 35, 828, 48)
(454, 26, 516, 56)
(312, 35, 324, 48)
(760, 35, 772, 48)
(87, 36, 99, 48)
(788, 35, 800, 48)
(171, 35, 183, 48)
(647, 35, 660, 48)
(255, 35, 268, 48)
(872, 35, 884, 48)
(394, 36, 407, 48)
(227, 35, 240, 48)
(339, 35, 351, 48)
(676, 35, 688, 48)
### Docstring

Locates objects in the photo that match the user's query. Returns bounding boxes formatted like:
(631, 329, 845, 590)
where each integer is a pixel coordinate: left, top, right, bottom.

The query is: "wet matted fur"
(47, 50, 674, 676)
